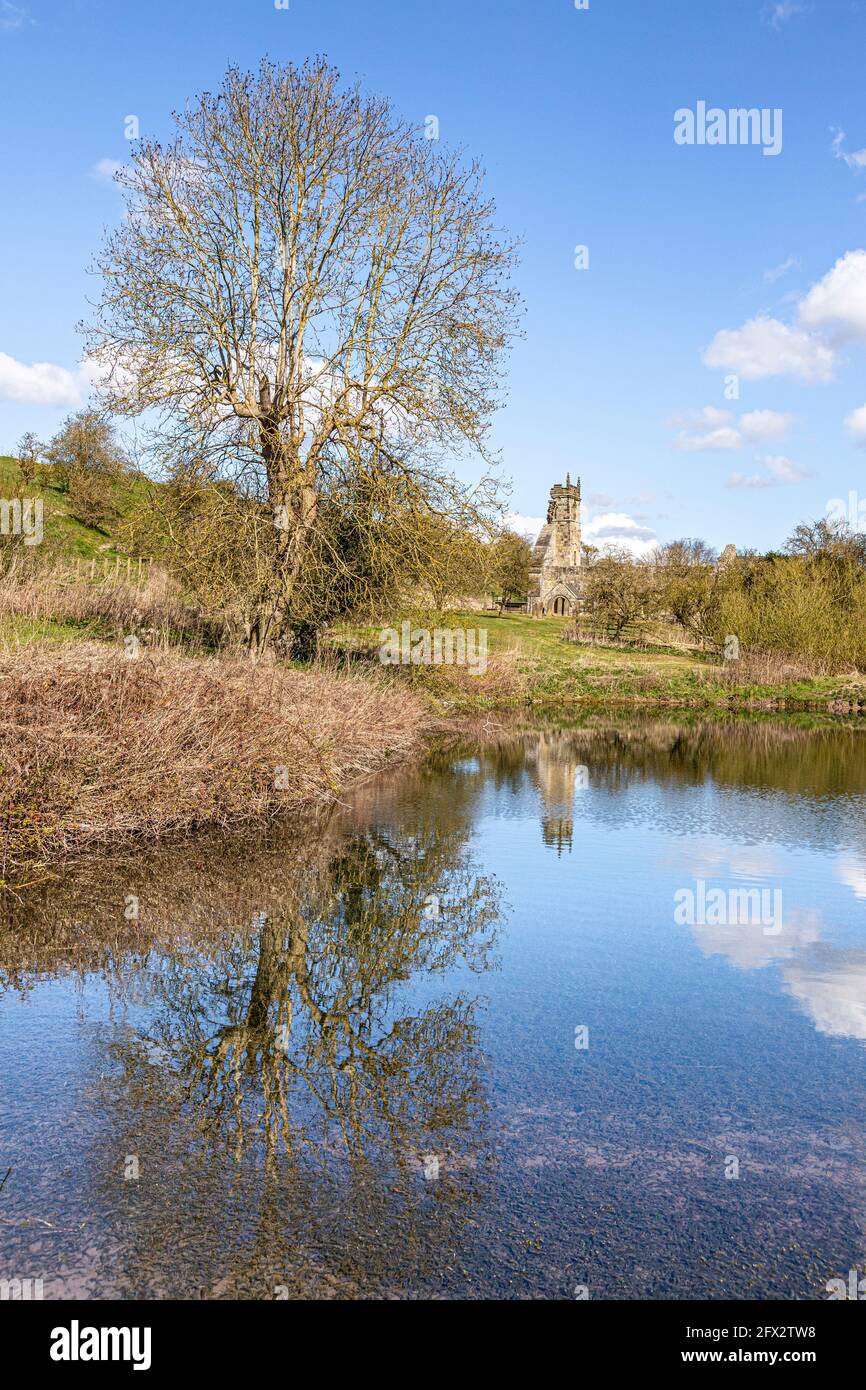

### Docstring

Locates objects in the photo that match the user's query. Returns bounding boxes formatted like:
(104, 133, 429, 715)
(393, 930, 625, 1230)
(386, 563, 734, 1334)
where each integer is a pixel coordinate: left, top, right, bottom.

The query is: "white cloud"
(845, 404, 866, 445)
(667, 841, 781, 881)
(762, 0, 810, 26)
(0, 350, 108, 407)
(764, 453, 806, 482)
(704, 250, 866, 386)
(726, 454, 806, 488)
(0, 1, 32, 31)
(692, 906, 819, 972)
(763, 255, 800, 284)
(672, 406, 740, 451)
(0, 351, 85, 406)
(583, 511, 658, 559)
(505, 512, 544, 543)
(505, 508, 659, 557)
(739, 409, 794, 441)
(506, 509, 660, 558)
(799, 249, 866, 341)
(91, 158, 124, 184)
(676, 425, 743, 451)
(725, 472, 775, 490)
(673, 406, 792, 451)
(831, 127, 866, 173)
(693, 406, 732, 428)
(703, 315, 835, 382)
(783, 952, 866, 1042)
(837, 855, 866, 899)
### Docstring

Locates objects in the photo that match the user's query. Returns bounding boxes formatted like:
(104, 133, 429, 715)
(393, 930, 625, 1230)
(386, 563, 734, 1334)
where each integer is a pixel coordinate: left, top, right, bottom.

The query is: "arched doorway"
(552, 596, 568, 616)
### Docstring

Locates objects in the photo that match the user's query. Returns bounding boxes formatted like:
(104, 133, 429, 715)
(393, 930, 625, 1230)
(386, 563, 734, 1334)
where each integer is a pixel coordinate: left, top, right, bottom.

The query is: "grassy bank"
(341, 611, 866, 712)
(0, 641, 428, 891)
(4, 592, 866, 892)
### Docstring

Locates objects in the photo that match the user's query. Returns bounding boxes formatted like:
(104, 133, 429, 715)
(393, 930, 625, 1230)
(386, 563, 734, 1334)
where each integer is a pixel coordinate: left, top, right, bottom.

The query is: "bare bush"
(0, 562, 215, 652)
(0, 643, 428, 887)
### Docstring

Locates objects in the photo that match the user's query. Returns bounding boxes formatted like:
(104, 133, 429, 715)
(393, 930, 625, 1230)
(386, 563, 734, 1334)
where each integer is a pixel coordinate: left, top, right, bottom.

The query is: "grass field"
(339, 610, 866, 712)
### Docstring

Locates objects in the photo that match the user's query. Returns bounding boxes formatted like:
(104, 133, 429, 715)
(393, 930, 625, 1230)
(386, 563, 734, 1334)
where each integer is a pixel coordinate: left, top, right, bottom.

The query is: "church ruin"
(526, 476, 582, 617)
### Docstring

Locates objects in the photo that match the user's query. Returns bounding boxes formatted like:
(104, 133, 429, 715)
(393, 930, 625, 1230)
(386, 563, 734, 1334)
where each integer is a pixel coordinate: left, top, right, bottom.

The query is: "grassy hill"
(0, 454, 150, 561)
(0, 454, 171, 652)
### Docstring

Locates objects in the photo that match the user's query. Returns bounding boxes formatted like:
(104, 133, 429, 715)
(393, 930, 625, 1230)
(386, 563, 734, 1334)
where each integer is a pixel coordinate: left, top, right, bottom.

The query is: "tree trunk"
(258, 378, 319, 658)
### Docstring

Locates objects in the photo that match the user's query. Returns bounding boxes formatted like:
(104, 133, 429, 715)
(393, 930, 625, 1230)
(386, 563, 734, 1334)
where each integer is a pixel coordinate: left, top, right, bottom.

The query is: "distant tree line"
(578, 522, 866, 672)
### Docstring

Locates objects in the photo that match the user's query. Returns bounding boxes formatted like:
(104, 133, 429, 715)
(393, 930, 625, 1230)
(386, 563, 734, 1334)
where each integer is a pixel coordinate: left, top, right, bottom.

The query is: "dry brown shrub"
(0, 642, 428, 886)
(405, 648, 527, 703)
(0, 563, 213, 651)
(701, 649, 845, 686)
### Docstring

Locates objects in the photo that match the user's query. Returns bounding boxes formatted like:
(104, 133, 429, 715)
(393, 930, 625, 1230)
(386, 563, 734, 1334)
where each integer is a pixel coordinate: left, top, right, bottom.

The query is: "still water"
(3, 716, 866, 1300)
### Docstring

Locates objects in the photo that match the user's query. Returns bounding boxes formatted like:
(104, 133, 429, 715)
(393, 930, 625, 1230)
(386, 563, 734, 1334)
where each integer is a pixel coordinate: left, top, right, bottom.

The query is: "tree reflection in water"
(159, 823, 499, 1167)
(5, 715, 866, 1297)
(0, 769, 503, 1297)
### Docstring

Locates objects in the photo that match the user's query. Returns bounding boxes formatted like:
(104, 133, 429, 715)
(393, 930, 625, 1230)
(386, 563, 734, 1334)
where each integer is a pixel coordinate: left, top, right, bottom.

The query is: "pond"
(2, 715, 866, 1299)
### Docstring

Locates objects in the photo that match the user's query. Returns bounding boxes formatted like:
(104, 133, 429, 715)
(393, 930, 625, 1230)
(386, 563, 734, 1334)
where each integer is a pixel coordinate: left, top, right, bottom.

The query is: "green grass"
(491, 611, 866, 707)
(337, 610, 866, 712)
(0, 455, 149, 561)
(0, 614, 118, 650)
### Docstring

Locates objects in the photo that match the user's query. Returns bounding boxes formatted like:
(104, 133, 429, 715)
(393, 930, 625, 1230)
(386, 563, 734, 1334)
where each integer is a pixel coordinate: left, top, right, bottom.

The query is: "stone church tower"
(526, 476, 582, 617)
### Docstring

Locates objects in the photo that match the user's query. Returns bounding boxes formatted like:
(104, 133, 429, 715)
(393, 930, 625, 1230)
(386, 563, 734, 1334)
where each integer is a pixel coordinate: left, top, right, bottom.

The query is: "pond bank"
(4, 630, 866, 892)
(0, 641, 430, 891)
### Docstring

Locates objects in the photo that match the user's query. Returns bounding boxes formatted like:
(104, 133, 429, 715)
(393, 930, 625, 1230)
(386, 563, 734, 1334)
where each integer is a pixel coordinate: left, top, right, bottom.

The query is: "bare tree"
(651, 537, 722, 645)
(16, 432, 41, 488)
(785, 516, 866, 565)
(44, 409, 127, 530)
(85, 57, 519, 654)
(581, 547, 656, 640)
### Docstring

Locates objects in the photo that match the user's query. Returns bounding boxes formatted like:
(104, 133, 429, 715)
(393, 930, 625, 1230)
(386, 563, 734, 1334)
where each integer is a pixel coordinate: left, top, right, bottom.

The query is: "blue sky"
(1, 0, 866, 553)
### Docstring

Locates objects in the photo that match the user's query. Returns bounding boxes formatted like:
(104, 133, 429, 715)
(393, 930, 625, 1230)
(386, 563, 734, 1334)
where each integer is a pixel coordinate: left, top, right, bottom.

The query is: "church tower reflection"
(528, 733, 580, 855)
